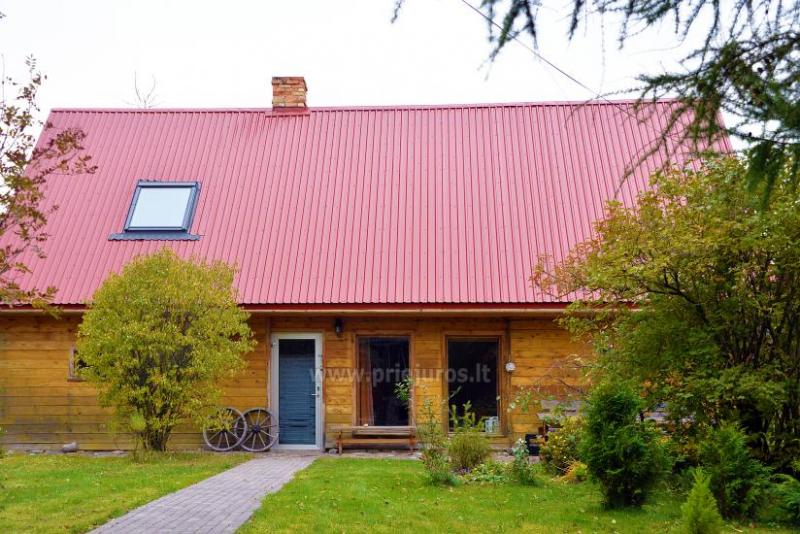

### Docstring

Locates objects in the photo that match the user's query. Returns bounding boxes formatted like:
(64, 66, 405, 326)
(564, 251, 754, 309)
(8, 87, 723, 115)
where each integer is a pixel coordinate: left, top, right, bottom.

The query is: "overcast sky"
(0, 0, 702, 116)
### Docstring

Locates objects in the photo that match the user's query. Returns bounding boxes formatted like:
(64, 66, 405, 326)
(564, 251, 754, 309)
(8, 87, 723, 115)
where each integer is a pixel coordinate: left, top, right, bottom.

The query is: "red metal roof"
(12, 101, 729, 306)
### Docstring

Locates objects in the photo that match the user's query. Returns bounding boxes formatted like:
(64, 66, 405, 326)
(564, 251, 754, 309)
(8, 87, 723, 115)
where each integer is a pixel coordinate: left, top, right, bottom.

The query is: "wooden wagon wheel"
(240, 408, 279, 452)
(202, 407, 247, 452)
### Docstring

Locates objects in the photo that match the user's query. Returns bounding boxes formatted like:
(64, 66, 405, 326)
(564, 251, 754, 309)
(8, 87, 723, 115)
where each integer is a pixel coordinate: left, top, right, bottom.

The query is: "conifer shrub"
(681, 468, 724, 534)
(697, 424, 770, 518)
(773, 470, 800, 526)
(580, 383, 671, 508)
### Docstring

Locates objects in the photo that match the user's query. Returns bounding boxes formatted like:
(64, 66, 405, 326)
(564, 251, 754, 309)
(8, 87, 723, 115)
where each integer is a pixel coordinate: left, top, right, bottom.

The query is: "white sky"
(0, 0, 707, 116)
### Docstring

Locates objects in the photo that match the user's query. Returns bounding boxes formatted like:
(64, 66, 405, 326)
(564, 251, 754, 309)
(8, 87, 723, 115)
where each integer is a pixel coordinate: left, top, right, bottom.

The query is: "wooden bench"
(337, 426, 416, 454)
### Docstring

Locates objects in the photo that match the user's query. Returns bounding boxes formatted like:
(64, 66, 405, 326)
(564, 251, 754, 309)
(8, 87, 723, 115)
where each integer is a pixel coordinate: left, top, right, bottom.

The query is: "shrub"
(417, 399, 457, 485)
(681, 468, 724, 534)
(448, 402, 491, 472)
(580, 383, 671, 508)
(540, 416, 584, 475)
(510, 438, 538, 485)
(77, 249, 255, 451)
(697, 424, 771, 518)
(562, 460, 589, 483)
(463, 461, 508, 484)
(771, 472, 800, 526)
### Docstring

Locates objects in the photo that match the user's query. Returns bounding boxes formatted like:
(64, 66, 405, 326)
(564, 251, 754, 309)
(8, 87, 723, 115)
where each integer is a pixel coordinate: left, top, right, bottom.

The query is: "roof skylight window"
(109, 181, 200, 240)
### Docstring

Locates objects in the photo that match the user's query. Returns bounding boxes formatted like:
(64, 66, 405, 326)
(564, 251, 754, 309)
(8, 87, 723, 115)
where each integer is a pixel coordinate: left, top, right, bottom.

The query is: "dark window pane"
(279, 339, 315, 358)
(357, 337, 410, 426)
(447, 339, 498, 428)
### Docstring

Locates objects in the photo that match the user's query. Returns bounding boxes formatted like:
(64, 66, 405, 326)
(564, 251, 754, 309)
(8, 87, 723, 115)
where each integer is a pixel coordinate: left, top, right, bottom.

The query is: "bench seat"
(337, 426, 416, 453)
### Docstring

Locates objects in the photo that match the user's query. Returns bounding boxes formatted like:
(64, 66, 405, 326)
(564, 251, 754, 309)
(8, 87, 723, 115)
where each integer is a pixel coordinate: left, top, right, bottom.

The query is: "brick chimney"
(272, 76, 307, 109)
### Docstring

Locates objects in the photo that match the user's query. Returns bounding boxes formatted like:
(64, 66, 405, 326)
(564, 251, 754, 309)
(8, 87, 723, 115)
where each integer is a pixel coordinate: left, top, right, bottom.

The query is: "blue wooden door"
(278, 339, 317, 445)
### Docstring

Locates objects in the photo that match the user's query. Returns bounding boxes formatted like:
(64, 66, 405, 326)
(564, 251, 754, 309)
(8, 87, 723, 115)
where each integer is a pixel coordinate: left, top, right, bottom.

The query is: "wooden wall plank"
(1, 313, 590, 450)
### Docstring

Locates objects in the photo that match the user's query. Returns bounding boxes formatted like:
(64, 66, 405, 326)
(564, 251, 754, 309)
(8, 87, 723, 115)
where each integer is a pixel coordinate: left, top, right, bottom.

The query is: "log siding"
(0, 314, 588, 450)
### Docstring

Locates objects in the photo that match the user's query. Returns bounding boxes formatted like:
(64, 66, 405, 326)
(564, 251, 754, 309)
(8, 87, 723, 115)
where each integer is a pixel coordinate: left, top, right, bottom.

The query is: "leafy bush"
(536, 158, 800, 469)
(771, 473, 800, 526)
(77, 249, 255, 451)
(393, 376, 413, 407)
(510, 438, 538, 486)
(580, 383, 671, 508)
(681, 468, 724, 534)
(562, 460, 589, 483)
(463, 461, 508, 484)
(540, 416, 584, 475)
(697, 424, 771, 518)
(417, 399, 457, 485)
(448, 402, 491, 472)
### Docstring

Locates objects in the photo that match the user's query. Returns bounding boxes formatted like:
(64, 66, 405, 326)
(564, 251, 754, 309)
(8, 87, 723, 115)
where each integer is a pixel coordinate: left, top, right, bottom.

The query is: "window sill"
(108, 232, 200, 241)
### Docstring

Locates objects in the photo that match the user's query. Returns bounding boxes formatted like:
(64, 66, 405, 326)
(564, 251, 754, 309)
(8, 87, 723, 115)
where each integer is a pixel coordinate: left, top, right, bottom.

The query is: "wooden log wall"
(0, 314, 589, 450)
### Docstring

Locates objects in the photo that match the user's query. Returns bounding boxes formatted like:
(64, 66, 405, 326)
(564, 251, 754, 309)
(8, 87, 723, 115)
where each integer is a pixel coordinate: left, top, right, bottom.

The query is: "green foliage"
(698, 425, 771, 518)
(448, 402, 491, 472)
(562, 460, 588, 483)
(681, 468, 724, 534)
(0, 56, 94, 306)
(581, 383, 671, 508)
(540, 416, 584, 475)
(393, 376, 413, 407)
(510, 438, 538, 485)
(77, 249, 255, 451)
(462, 461, 508, 484)
(537, 158, 800, 469)
(417, 399, 456, 485)
(772, 473, 800, 526)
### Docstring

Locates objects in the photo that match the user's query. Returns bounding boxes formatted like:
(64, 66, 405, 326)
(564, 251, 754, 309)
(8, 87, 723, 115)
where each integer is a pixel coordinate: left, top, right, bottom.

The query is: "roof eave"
(0, 302, 569, 317)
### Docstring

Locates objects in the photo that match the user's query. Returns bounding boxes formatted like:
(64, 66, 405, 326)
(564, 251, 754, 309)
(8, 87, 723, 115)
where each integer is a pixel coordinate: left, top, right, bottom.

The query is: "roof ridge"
(50, 98, 680, 114)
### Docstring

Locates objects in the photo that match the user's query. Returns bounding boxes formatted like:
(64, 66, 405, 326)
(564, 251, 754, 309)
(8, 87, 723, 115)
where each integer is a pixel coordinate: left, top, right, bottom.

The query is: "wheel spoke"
(203, 407, 246, 452)
(239, 408, 277, 452)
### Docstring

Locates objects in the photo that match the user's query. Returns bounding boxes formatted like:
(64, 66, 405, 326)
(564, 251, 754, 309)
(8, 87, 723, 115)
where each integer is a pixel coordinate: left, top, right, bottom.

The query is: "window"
(357, 337, 410, 426)
(110, 181, 200, 240)
(68, 347, 87, 381)
(447, 338, 499, 431)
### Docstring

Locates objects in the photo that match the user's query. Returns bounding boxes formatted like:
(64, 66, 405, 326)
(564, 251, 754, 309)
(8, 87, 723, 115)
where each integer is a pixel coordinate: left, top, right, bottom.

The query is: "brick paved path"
(91, 454, 317, 534)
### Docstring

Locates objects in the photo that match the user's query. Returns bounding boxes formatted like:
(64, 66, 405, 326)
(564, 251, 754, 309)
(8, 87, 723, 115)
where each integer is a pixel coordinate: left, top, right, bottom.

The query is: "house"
(0, 77, 729, 451)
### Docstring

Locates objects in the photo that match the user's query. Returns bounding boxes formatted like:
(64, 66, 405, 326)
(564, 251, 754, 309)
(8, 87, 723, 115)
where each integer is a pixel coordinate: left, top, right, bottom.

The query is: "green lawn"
(0, 451, 251, 533)
(240, 458, 793, 534)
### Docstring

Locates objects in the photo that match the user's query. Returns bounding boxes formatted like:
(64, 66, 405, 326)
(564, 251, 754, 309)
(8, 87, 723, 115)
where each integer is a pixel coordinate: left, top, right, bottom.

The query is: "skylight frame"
(123, 181, 200, 233)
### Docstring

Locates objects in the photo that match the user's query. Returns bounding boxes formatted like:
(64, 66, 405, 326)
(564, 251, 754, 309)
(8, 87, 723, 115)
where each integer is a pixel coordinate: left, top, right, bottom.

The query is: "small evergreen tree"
(681, 469, 724, 534)
(77, 249, 255, 451)
(580, 383, 671, 508)
(697, 424, 771, 518)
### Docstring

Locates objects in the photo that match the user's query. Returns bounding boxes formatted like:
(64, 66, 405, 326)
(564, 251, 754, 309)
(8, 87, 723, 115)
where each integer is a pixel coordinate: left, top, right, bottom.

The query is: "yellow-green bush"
(540, 416, 585, 475)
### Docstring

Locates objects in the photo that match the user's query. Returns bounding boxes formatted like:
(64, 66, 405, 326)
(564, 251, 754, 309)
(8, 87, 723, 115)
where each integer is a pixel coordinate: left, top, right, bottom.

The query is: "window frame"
(123, 180, 200, 233)
(67, 346, 87, 382)
(355, 335, 412, 427)
(445, 336, 502, 433)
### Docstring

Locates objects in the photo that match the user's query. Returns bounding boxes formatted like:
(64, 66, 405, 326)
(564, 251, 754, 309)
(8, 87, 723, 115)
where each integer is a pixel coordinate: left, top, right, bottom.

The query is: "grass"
(240, 458, 794, 534)
(0, 451, 251, 533)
